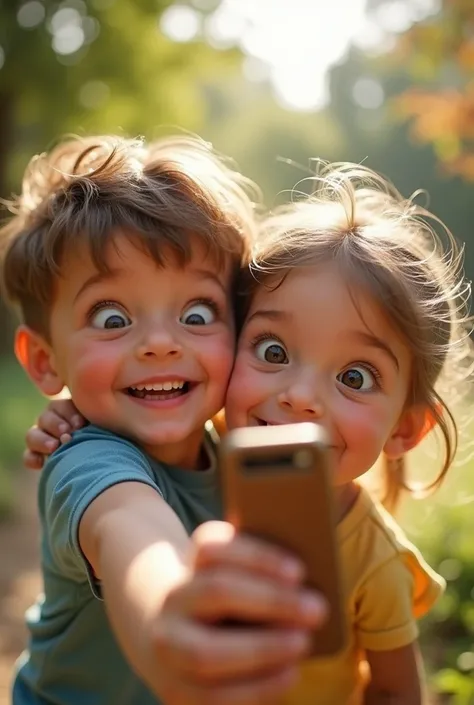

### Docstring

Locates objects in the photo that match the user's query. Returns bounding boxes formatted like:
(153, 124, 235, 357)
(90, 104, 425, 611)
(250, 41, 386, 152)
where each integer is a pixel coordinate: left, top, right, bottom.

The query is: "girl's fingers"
(192, 521, 304, 584)
(37, 409, 73, 439)
(23, 449, 45, 471)
(47, 399, 84, 429)
(160, 619, 309, 682)
(166, 568, 326, 628)
(25, 426, 60, 455)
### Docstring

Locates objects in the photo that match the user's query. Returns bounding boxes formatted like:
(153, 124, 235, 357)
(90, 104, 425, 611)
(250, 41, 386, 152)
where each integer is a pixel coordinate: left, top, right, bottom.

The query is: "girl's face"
(225, 264, 424, 487)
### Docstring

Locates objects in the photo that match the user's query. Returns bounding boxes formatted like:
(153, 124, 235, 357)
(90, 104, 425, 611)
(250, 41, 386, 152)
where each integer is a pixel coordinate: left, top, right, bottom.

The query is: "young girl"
(25, 162, 472, 704)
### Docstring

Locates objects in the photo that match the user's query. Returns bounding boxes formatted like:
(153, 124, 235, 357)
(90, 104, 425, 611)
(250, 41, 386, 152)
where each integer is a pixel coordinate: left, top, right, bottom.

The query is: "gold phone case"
(220, 422, 346, 656)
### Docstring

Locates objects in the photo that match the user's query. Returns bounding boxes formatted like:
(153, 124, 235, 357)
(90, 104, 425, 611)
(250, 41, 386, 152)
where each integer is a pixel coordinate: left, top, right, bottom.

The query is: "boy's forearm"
(79, 482, 190, 696)
(101, 535, 187, 693)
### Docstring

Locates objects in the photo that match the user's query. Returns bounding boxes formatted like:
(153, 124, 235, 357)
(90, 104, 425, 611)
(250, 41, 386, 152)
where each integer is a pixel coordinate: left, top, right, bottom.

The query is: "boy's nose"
(135, 328, 183, 360)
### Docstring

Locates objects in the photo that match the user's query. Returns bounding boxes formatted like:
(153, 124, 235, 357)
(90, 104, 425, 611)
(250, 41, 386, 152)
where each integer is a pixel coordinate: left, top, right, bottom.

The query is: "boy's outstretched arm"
(79, 483, 326, 705)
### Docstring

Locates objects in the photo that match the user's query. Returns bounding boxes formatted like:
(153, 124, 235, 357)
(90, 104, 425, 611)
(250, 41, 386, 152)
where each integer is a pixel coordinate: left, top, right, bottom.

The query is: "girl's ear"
(15, 325, 65, 397)
(384, 405, 436, 460)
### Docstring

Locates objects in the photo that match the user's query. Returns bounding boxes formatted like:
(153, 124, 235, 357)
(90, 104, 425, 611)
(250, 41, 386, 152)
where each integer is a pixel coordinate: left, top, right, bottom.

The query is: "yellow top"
(281, 488, 445, 705)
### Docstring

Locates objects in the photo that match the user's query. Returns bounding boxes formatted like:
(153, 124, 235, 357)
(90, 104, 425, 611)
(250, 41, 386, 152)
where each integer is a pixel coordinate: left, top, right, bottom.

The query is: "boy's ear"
(15, 325, 64, 397)
(384, 405, 437, 460)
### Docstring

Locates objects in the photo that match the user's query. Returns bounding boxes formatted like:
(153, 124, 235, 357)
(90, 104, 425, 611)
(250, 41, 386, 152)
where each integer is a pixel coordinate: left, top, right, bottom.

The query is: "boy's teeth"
(132, 381, 185, 391)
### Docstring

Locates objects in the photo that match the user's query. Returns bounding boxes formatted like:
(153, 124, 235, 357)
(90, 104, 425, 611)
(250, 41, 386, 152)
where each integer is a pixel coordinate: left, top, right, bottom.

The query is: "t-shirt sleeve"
(355, 556, 420, 651)
(41, 431, 161, 591)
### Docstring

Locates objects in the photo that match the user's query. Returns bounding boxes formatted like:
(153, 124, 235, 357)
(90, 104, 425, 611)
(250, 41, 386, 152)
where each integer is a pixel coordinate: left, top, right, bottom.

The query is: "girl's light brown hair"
(244, 162, 473, 513)
(0, 134, 261, 336)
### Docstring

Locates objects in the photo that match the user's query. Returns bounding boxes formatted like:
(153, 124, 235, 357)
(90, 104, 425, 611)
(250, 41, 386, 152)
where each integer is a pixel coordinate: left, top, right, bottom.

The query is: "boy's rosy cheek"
(68, 346, 119, 395)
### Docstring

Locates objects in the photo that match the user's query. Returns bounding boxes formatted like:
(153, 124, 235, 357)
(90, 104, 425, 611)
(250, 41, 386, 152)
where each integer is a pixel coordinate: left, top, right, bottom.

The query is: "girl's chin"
(222, 413, 250, 430)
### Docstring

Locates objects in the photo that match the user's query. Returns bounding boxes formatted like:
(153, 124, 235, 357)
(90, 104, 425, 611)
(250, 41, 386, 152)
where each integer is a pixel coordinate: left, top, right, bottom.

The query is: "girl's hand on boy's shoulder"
(154, 521, 328, 705)
(24, 398, 86, 470)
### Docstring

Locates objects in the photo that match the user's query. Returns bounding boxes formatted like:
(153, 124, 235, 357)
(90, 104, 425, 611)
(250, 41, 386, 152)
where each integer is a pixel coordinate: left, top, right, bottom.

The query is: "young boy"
(1, 135, 326, 705)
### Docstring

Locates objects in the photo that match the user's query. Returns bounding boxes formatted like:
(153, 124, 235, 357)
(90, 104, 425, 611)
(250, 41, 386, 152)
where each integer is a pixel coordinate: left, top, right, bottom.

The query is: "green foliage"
(400, 442, 474, 704)
(0, 356, 44, 518)
(0, 0, 238, 192)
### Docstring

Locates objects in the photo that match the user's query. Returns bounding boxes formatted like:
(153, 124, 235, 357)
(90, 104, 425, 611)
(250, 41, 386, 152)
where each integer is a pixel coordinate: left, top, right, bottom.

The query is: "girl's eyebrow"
(246, 309, 289, 325)
(351, 330, 400, 370)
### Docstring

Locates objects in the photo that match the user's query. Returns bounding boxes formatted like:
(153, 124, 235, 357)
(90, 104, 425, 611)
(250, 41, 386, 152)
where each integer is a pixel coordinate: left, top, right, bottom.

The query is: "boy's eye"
(180, 302, 216, 326)
(255, 339, 289, 364)
(337, 366, 375, 391)
(90, 306, 131, 330)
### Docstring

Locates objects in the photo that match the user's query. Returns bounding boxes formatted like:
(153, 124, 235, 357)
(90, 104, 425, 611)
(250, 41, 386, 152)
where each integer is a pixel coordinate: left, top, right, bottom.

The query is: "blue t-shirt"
(13, 424, 222, 705)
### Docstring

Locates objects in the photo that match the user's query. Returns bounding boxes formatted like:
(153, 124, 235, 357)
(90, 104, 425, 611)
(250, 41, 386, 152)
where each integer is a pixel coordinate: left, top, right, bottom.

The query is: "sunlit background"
(1, 1, 474, 702)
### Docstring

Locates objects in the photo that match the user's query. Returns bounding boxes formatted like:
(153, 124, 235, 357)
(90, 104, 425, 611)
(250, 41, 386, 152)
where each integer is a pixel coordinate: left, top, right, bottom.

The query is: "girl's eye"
(90, 306, 131, 330)
(180, 302, 216, 326)
(254, 339, 289, 364)
(337, 366, 376, 391)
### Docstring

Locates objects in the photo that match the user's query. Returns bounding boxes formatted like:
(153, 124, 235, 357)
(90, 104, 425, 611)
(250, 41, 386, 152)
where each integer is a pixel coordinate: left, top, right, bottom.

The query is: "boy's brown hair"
(0, 134, 260, 337)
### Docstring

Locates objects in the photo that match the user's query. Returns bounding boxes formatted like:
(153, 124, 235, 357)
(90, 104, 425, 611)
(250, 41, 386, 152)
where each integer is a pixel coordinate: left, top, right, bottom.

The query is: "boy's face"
(226, 264, 419, 486)
(46, 232, 235, 467)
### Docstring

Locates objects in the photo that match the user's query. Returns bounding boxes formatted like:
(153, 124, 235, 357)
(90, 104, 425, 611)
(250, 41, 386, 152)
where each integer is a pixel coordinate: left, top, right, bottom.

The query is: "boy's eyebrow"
(246, 309, 289, 324)
(192, 268, 228, 295)
(74, 268, 123, 303)
(74, 267, 227, 304)
(351, 331, 399, 370)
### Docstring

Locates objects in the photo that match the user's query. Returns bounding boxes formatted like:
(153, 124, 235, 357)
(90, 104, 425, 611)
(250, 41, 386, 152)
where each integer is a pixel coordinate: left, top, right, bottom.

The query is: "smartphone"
(219, 422, 346, 657)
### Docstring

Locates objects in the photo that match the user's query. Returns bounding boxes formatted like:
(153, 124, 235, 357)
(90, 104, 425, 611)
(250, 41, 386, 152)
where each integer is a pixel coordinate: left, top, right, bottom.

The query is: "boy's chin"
(129, 422, 199, 445)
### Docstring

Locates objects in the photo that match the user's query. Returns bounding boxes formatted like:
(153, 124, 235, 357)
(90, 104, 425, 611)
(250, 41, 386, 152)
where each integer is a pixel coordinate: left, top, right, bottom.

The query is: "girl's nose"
(277, 375, 325, 419)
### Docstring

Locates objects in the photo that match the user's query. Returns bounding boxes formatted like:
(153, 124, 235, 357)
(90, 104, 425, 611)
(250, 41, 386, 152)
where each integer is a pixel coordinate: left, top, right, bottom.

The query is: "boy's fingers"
(166, 664, 298, 705)
(162, 620, 309, 682)
(192, 522, 304, 583)
(25, 426, 59, 455)
(167, 569, 327, 628)
(23, 450, 45, 471)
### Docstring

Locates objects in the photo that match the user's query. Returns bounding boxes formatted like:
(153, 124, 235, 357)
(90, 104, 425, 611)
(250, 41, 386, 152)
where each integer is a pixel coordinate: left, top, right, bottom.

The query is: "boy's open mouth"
(126, 380, 192, 400)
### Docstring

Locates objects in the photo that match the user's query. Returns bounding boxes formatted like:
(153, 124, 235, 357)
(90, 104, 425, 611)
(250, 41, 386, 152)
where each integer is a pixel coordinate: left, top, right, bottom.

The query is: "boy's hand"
(24, 399, 86, 470)
(154, 521, 327, 705)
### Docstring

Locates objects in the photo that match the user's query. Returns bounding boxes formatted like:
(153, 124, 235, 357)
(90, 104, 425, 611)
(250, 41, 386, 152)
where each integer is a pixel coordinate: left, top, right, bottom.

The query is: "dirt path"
(0, 472, 41, 705)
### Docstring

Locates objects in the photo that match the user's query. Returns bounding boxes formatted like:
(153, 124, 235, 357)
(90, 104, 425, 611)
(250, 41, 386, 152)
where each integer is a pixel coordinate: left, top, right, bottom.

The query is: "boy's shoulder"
(51, 424, 145, 456)
(39, 424, 159, 510)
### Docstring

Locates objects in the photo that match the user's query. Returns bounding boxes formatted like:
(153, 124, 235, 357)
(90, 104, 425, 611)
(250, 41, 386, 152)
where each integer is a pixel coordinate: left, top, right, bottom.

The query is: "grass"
(0, 355, 473, 702)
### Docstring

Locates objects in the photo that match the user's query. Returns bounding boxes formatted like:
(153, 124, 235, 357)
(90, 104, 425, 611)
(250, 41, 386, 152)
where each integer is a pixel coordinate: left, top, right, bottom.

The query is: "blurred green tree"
(0, 0, 235, 195)
(389, 0, 474, 179)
